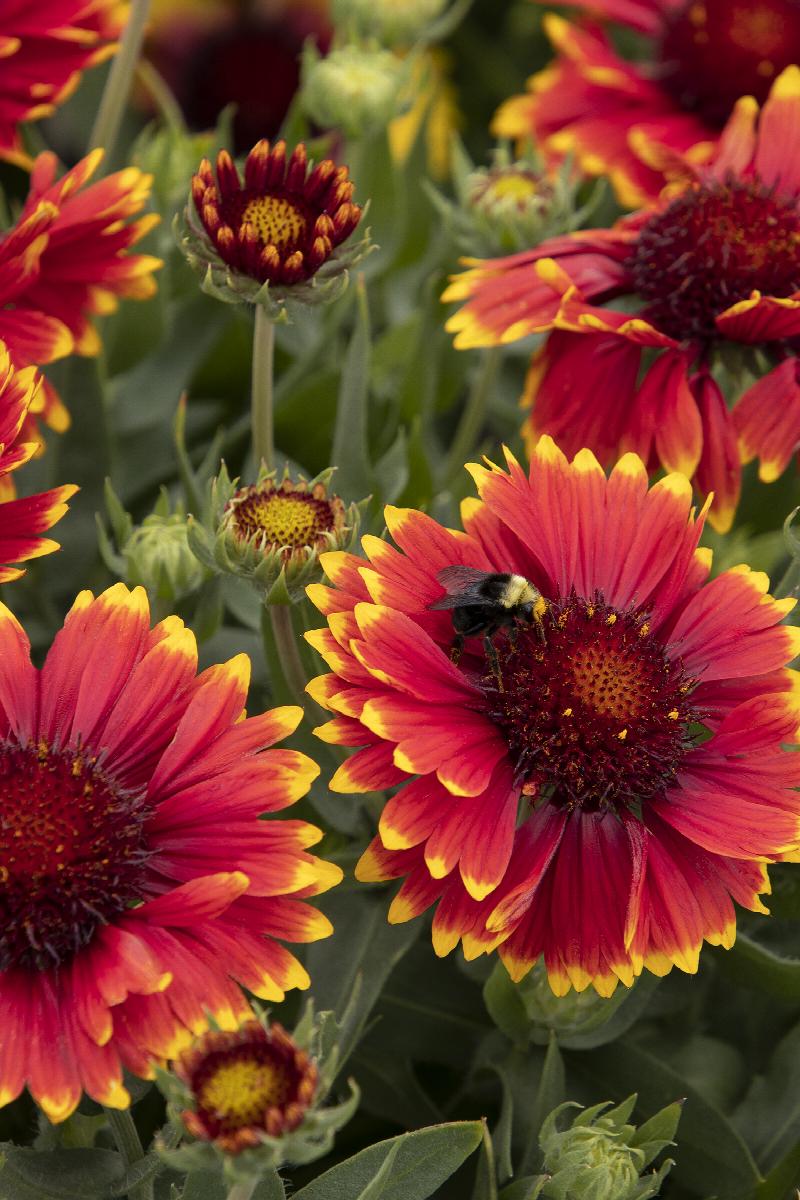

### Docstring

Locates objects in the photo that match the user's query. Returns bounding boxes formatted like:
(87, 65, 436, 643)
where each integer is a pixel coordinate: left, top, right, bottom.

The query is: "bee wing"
(428, 565, 488, 610)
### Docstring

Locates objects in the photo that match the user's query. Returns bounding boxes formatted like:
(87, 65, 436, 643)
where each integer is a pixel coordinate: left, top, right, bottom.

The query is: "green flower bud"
(539, 1097, 680, 1200)
(300, 43, 409, 139)
(331, 0, 449, 46)
(428, 143, 603, 255)
(156, 1006, 358, 1187)
(188, 464, 365, 604)
(97, 483, 205, 603)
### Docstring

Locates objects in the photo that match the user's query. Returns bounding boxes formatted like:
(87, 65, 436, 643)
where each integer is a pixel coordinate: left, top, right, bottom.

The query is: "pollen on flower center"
(240, 194, 309, 252)
(659, 0, 800, 126)
(198, 1057, 289, 1127)
(177, 1021, 319, 1150)
(628, 179, 800, 342)
(226, 481, 342, 554)
(484, 596, 698, 809)
(0, 741, 148, 971)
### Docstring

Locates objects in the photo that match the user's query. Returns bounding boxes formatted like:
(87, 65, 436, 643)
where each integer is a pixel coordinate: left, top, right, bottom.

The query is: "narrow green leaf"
(291, 1121, 484, 1200)
(351, 1140, 401, 1200)
(497, 1178, 548, 1200)
(520, 1034, 566, 1175)
(471, 1119, 499, 1200)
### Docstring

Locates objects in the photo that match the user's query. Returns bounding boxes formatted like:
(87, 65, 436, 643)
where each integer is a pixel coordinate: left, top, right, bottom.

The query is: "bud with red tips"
(177, 139, 373, 316)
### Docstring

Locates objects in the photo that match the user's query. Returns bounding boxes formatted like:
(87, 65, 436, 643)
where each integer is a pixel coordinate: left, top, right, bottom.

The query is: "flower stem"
(89, 0, 152, 158)
(104, 1107, 153, 1200)
(267, 605, 311, 706)
(251, 307, 276, 472)
(443, 347, 502, 487)
(225, 1181, 259, 1200)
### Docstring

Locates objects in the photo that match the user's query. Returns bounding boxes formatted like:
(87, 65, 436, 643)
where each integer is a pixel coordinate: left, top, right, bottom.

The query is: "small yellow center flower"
(225, 480, 345, 559)
(486, 174, 540, 203)
(176, 1021, 318, 1153)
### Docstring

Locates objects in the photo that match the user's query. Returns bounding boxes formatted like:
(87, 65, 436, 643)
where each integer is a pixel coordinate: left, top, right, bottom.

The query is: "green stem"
(443, 347, 502, 487)
(89, 0, 152, 158)
(268, 605, 311, 706)
(104, 1108, 153, 1200)
(225, 1181, 259, 1200)
(251, 307, 276, 472)
(775, 556, 800, 605)
(135, 58, 186, 134)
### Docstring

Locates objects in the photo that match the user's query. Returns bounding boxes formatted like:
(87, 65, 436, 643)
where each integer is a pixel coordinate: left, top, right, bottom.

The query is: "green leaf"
(304, 889, 421, 1077)
(520, 1034, 566, 1175)
(497, 1178, 548, 1200)
(0, 1147, 125, 1200)
(755, 1138, 800, 1199)
(484, 961, 531, 1046)
(291, 1121, 484, 1200)
(713, 933, 800, 1001)
(471, 1120, 498, 1200)
(330, 275, 374, 500)
(178, 1171, 225, 1200)
(732, 1016, 800, 1172)
(572, 1040, 762, 1196)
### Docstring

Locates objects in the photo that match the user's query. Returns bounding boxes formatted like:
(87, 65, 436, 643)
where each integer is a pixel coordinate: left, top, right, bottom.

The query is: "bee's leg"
(449, 634, 464, 665)
(484, 636, 503, 689)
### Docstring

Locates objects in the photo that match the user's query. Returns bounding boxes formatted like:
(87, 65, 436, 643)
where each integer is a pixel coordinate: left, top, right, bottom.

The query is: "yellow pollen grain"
(562, 707, 573, 717)
(198, 1058, 287, 1126)
(617, 729, 628, 741)
(639, 622, 650, 636)
(606, 614, 617, 625)
(235, 493, 328, 548)
(241, 195, 308, 253)
(668, 709, 680, 720)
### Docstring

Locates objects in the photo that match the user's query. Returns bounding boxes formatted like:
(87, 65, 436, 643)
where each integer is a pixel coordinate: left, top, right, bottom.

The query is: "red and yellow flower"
(306, 436, 800, 997)
(495, 0, 800, 207)
(0, 345, 76, 579)
(446, 68, 800, 532)
(0, 0, 126, 168)
(0, 148, 161, 435)
(0, 583, 341, 1121)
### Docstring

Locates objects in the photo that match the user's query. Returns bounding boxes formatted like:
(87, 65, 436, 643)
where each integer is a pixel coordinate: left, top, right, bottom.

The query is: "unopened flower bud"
(177, 139, 372, 317)
(301, 43, 408, 139)
(429, 145, 601, 255)
(97, 483, 205, 603)
(156, 1009, 358, 1184)
(540, 1096, 680, 1200)
(188, 464, 364, 604)
(331, 0, 449, 46)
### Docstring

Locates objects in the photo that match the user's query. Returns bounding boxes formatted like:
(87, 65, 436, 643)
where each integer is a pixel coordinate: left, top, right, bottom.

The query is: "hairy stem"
(104, 1108, 153, 1200)
(251, 306, 276, 472)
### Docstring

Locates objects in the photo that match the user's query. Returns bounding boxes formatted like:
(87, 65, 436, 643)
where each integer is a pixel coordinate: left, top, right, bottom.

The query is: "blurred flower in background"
(0, 348, 76, 579)
(0, 0, 126, 167)
(145, 0, 331, 152)
(446, 67, 800, 532)
(495, 0, 800, 207)
(0, 148, 161, 438)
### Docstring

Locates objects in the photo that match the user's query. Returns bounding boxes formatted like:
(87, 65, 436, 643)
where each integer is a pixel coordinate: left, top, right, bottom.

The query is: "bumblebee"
(428, 566, 546, 666)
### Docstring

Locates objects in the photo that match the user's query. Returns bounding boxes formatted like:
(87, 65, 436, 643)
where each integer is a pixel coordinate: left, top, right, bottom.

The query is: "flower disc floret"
(0, 742, 148, 971)
(177, 1021, 318, 1152)
(226, 480, 344, 558)
(629, 179, 800, 342)
(487, 596, 697, 806)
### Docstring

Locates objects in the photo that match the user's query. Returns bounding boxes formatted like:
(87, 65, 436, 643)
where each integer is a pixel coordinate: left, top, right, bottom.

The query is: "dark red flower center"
(483, 596, 698, 811)
(659, 0, 800, 127)
(628, 179, 800, 342)
(225, 481, 342, 556)
(0, 741, 148, 971)
(179, 1022, 317, 1149)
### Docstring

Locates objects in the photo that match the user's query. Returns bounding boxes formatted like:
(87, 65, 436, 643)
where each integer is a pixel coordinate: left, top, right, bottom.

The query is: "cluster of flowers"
(3, 2, 800, 1192)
